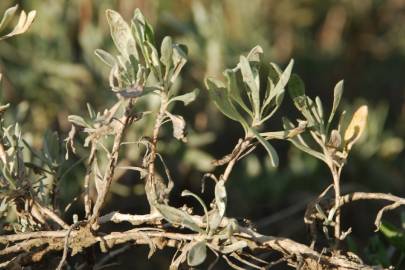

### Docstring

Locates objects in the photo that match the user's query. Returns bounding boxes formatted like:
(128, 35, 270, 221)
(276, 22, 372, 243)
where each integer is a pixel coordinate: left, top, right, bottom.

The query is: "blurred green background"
(1, 0, 405, 268)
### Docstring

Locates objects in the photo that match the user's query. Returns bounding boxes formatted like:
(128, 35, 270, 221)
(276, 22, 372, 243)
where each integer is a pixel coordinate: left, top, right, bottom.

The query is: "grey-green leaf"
(94, 49, 116, 67)
(246, 45, 263, 63)
(68, 115, 89, 128)
(187, 241, 207, 267)
(215, 180, 227, 218)
(160, 36, 173, 68)
(0, 5, 18, 32)
(155, 203, 202, 233)
(249, 127, 279, 167)
(240, 55, 260, 118)
(169, 88, 199, 106)
(106, 9, 137, 60)
(328, 80, 344, 126)
(205, 78, 248, 132)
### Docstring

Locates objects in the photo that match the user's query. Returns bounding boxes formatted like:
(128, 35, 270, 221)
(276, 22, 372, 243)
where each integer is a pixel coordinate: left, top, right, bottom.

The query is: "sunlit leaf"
(166, 112, 186, 142)
(240, 55, 260, 119)
(344, 105, 368, 151)
(106, 9, 137, 60)
(155, 203, 202, 233)
(328, 80, 344, 126)
(169, 88, 199, 106)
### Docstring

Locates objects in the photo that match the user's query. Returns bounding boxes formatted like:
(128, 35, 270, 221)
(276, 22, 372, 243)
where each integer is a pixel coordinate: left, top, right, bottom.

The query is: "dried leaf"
(166, 112, 186, 142)
(344, 105, 368, 151)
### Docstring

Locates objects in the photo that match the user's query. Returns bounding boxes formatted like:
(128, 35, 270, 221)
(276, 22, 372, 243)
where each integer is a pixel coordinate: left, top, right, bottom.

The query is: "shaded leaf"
(240, 55, 260, 118)
(249, 127, 279, 167)
(155, 203, 202, 233)
(187, 241, 207, 266)
(160, 36, 173, 68)
(0, 5, 18, 32)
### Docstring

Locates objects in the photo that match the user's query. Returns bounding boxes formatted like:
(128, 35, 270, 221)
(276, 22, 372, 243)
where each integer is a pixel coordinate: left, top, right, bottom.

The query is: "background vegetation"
(1, 0, 404, 268)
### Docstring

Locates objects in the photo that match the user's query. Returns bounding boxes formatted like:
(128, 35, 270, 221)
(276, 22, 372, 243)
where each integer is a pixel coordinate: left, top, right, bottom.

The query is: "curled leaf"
(166, 112, 186, 142)
(0, 8, 36, 40)
(344, 105, 368, 151)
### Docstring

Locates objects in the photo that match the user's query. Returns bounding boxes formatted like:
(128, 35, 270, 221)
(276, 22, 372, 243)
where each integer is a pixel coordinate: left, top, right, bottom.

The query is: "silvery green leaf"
(187, 241, 207, 267)
(282, 118, 326, 161)
(106, 9, 137, 60)
(155, 203, 202, 233)
(166, 112, 186, 141)
(240, 55, 260, 119)
(68, 115, 89, 128)
(94, 49, 116, 67)
(246, 45, 263, 63)
(262, 60, 293, 114)
(170, 44, 187, 84)
(224, 69, 252, 116)
(169, 88, 199, 106)
(181, 190, 209, 232)
(160, 36, 173, 68)
(215, 180, 227, 218)
(0, 5, 18, 32)
(315, 96, 324, 121)
(205, 78, 249, 133)
(328, 80, 344, 126)
(221, 241, 248, 254)
(249, 127, 279, 167)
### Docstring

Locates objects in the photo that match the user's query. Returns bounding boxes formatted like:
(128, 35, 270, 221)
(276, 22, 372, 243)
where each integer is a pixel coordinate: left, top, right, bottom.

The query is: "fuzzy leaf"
(205, 78, 248, 132)
(169, 88, 199, 106)
(246, 45, 263, 63)
(249, 127, 279, 167)
(106, 9, 137, 60)
(328, 80, 344, 126)
(240, 55, 260, 118)
(94, 49, 116, 67)
(166, 112, 186, 141)
(160, 36, 173, 67)
(187, 241, 207, 267)
(215, 180, 227, 218)
(68, 115, 89, 128)
(155, 204, 202, 233)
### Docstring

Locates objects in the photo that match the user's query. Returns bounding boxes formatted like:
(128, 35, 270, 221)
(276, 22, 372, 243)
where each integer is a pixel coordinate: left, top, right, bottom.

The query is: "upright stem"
(332, 167, 341, 241)
(90, 104, 133, 227)
(146, 92, 168, 211)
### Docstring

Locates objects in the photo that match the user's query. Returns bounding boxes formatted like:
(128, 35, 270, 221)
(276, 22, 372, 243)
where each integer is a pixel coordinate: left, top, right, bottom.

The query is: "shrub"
(0, 6, 404, 270)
